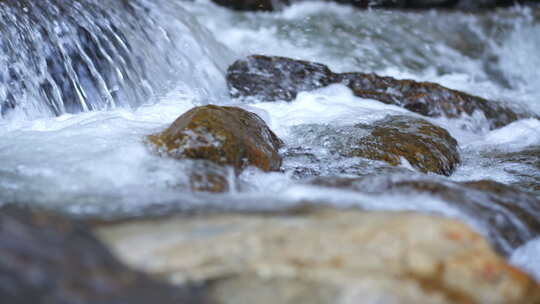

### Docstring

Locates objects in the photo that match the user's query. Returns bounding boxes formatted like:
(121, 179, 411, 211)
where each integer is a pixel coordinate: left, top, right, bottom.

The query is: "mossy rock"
(147, 105, 283, 173)
(293, 116, 459, 176)
(351, 116, 460, 176)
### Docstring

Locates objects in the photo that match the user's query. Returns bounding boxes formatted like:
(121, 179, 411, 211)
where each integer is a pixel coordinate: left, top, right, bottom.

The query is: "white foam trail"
(510, 237, 540, 282)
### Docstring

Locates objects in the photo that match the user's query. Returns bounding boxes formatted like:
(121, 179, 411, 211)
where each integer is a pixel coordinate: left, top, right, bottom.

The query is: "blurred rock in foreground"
(97, 209, 540, 304)
(0, 206, 207, 304)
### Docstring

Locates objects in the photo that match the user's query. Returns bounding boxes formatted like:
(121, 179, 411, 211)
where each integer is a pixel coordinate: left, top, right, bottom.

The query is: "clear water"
(0, 0, 539, 271)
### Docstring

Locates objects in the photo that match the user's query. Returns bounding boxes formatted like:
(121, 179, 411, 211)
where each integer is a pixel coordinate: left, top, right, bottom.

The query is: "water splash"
(0, 0, 233, 119)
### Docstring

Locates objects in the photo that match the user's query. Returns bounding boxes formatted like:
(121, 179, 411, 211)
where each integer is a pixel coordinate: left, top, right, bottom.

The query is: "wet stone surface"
(0, 205, 209, 304)
(147, 105, 283, 173)
(290, 115, 460, 176)
(307, 174, 540, 254)
(227, 55, 531, 129)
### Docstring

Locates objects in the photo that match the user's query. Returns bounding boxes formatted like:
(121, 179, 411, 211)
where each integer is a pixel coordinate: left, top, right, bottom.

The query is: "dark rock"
(0, 205, 210, 304)
(211, 0, 289, 11)
(227, 55, 526, 129)
(227, 55, 336, 102)
(292, 115, 460, 176)
(210, 0, 534, 12)
(308, 175, 540, 254)
(489, 146, 540, 196)
(337, 72, 520, 129)
(147, 105, 283, 173)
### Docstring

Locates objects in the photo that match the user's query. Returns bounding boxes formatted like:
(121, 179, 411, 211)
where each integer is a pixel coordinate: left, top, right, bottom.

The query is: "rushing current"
(0, 0, 539, 278)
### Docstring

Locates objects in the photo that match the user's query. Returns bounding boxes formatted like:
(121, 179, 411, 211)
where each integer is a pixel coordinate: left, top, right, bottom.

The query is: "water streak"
(0, 0, 233, 119)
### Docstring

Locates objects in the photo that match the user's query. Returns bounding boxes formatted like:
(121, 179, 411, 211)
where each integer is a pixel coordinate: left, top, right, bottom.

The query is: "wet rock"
(98, 209, 540, 304)
(188, 160, 235, 193)
(0, 205, 208, 304)
(281, 146, 414, 179)
(147, 105, 283, 173)
(210, 0, 532, 11)
(337, 72, 519, 129)
(227, 55, 336, 102)
(211, 0, 289, 11)
(227, 55, 525, 129)
(292, 115, 459, 175)
(489, 146, 540, 195)
(308, 175, 540, 254)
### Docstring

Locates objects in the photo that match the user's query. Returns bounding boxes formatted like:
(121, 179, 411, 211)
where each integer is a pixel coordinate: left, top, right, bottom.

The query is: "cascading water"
(0, 0, 232, 119)
(0, 0, 539, 279)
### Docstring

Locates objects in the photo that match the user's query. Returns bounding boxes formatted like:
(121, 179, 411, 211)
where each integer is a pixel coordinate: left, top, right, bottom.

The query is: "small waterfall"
(0, 0, 233, 119)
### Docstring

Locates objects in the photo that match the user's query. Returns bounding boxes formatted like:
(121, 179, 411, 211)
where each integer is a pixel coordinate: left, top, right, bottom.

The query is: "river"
(0, 0, 539, 280)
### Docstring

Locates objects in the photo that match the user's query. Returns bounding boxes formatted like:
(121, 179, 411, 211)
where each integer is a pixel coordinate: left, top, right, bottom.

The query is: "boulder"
(227, 55, 526, 129)
(147, 105, 283, 173)
(211, 0, 289, 11)
(227, 55, 336, 102)
(292, 115, 460, 175)
(97, 209, 540, 304)
(308, 175, 540, 254)
(337, 72, 519, 129)
(0, 205, 208, 304)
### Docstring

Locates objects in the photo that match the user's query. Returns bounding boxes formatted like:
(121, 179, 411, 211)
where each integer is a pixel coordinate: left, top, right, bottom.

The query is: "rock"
(292, 115, 460, 175)
(210, 0, 532, 11)
(211, 0, 289, 11)
(227, 55, 336, 102)
(307, 175, 540, 254)
(147, 105, 283, 173)
(0, 205, 208, 304)
(188, 160, 235, 193)
(337, 72, 519, 129)
(97, 209, 540, 304)
(227, 55, 526, 129)
(487, 146, 540, 196)
(281, 146, 414, 179)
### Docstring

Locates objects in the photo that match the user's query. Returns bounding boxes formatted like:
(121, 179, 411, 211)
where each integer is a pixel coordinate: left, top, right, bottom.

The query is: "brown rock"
(308, 175, 540, 254)
(353, 116, 460, 175)
(147, 105, 283, 173)
(338, 72, 520, 129)
(186, 160, 235, 193)
(0, 205, 208, 304)
(98, 209, 540, 304)
(227, 55, 528, 129)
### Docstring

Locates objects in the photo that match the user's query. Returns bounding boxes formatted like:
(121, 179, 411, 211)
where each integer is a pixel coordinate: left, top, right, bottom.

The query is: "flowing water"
(1, 0, 540, 279)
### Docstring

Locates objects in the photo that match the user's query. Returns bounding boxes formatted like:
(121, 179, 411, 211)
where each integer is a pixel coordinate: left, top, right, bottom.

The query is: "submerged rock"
(227, 55, 526, 129)
(188, 160, 236, 193)
(308, 175, 540, 254)
(98, 209, 540, 304)
(147, 105, 283, 173)
(292, 115, 460, 175)
(0, 205, 207, 304)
